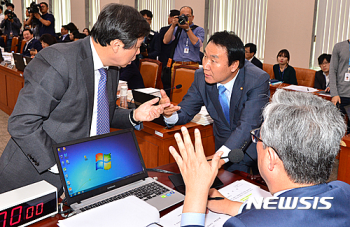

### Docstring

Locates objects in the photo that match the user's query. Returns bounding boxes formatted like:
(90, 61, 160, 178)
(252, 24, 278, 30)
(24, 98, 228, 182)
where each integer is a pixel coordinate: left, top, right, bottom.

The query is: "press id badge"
(345, 73, 350, 82)
(184, 47, 189, 53)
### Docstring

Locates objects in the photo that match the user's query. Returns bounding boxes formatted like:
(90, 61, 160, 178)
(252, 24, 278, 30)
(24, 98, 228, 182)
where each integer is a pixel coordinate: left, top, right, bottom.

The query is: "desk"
(0, 64, 24, 115)
(134, 121, 215, 168)
(338, 135, 350, 184)
(29, 163, 267, 226)
(269, 83, 331, 101)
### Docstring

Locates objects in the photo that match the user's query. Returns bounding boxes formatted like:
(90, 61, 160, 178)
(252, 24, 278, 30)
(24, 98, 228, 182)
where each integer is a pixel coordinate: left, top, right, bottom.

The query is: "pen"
(208, 197, 224, 201)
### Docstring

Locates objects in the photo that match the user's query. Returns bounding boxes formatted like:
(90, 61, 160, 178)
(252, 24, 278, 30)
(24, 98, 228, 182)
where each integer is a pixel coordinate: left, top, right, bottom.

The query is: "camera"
(140, 42, 148, 53)
(28, 1, 40, 14)
(4, 9, 14, 20)
(178, 14, 188, 25)
(0, 0, 9, 6)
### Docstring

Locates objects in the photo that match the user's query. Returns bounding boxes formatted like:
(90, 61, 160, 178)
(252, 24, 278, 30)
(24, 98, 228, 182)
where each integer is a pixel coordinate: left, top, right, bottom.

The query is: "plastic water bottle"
(120, 85, 128, 109)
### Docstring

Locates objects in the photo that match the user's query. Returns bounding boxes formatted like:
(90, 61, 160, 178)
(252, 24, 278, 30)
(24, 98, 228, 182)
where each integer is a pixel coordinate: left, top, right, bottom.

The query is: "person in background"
(171, 89, 350, 227)
(0, 4, 21, 52)
(58, 25, 70, 42)
(66, 22, 78, 33)
(273, 49, 297, 85)
(70, 30, 86, 41)
(244, 43, 263, 69)
(30, 33, 56, 57)
(83, 28, 90, 36)
(139, 9, 160, 59)
(34, 2, 55, 37)
(0, 6, 4, 29)
(22, 29, 42, 57)
(314, 53, 331, 91)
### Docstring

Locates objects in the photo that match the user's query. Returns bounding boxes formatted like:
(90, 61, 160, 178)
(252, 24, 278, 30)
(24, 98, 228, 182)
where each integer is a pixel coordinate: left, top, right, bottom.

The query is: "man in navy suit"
(22, 29, 42, 57)
(160, 31, 270, 173)
(170, 89, 350, 227)
(244, 43, 263, 69)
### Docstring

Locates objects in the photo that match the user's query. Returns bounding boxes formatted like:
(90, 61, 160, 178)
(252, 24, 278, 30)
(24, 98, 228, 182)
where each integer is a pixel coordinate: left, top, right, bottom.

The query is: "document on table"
(159, 180, 272, 227)
(57, 196, 160, 227)
(283, 85, 318, 93)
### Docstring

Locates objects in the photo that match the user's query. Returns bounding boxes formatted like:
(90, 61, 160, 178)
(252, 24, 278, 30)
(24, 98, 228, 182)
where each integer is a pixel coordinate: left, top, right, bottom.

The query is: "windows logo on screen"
(95, 153, 111, 170)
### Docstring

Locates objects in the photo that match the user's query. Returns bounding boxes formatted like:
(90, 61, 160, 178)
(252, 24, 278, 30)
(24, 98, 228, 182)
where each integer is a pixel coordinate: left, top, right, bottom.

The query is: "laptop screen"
(55, 130, 144, 198)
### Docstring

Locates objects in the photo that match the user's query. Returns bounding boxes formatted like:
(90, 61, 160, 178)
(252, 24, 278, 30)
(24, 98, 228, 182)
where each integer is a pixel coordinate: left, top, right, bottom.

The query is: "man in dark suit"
(160, 31, 270, 173)
(314, 53, 331, 91)
(0, 4, 168, 194)
(170, 89, 350, 227)
(22, 29, 42, 57)
(58, 25, 70, 42)
(245, 43, 263, 69)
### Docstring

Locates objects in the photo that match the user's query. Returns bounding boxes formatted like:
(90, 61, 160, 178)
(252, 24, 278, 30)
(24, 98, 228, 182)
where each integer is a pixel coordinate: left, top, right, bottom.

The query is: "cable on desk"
(146, 168, 177, 175)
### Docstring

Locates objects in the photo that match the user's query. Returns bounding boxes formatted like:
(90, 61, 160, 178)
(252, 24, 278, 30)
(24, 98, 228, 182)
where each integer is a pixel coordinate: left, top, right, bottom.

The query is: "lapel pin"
(240, 87, 243, 90)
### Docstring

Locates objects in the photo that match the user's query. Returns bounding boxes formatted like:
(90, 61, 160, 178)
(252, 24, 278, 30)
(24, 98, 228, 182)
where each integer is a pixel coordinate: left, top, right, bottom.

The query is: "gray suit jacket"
(176, 60, 270, 171)
(0, 37, 133, 194)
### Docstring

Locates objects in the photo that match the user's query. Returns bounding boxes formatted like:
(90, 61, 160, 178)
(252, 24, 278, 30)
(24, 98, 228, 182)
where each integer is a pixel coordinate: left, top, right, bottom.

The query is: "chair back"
(262, 63, 274, 79)
(294, 67, 316, 87)
(11, 37, 19, 53)
(171, 65, 198, 104)
(139, 58, 162, 88)
(20, 40, 26, 54)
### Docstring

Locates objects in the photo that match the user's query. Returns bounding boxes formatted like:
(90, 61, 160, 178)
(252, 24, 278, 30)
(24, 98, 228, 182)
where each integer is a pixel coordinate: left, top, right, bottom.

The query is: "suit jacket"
(314, 70, 327, 90)
(273, 64, 298, 85)
(176, 60, 270, 171)
(120, 59, 145, 89)
(184, 181, 350, 227)
(58, 34, 71, 43)
(22, 38, 42, 57)
(251, 56, 263, 69)
(0, 37, 134, 194)
(158, 25, 173, 69)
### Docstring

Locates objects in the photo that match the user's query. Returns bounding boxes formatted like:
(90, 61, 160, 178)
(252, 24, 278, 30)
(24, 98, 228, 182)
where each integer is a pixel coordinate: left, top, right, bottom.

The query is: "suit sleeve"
(8, 48, 70, 174)
(223, 73, 270, 150)
(34, 40, 43, 52)
(313, 71, 323, 89)
(147, 33, 161, 60)
(329, 44, 340, 97)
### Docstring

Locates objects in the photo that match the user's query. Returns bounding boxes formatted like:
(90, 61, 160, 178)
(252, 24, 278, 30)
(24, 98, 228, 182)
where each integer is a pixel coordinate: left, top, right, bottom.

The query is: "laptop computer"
(132, 90, 167, 126)
(24, 56, 33, 65)
(53, 129, 184, 213)
(12, 53, 26, 71)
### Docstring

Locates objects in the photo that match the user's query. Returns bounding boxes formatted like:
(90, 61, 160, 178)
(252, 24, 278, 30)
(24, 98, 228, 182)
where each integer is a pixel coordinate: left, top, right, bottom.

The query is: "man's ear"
(267, 147, 280, 171)
(110, 39, 122, 53)
(230, 60, 239, 73)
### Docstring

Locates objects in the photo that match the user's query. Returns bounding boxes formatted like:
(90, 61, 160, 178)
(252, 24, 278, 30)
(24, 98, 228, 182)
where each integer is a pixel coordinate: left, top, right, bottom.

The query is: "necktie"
(218, 85, 230, 124)
(96, 68, 110, 135)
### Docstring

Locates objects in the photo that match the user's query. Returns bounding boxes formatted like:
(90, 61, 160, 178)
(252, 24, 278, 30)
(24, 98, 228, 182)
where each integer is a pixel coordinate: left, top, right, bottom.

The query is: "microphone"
(163, 84, 182, 91)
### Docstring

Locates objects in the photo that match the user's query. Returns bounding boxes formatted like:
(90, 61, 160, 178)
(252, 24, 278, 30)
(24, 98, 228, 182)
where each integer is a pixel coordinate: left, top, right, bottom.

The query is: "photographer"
(33, 2, 55, 37)
(139, 10, 160, 59)
(163, 6, 204, 89)
(0, 3, 21, 52)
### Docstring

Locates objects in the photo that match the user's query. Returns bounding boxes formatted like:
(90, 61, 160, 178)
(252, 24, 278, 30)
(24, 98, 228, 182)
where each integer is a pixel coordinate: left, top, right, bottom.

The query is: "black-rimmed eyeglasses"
(250, 128, 282, 160)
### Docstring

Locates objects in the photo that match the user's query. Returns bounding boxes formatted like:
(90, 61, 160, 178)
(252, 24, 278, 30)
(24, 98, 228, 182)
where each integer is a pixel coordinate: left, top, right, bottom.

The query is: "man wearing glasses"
(170, 89, 350, 226)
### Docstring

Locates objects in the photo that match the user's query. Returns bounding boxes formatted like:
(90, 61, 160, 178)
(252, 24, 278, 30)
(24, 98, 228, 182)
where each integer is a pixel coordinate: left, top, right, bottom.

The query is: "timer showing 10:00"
(0, 181, 58, 227)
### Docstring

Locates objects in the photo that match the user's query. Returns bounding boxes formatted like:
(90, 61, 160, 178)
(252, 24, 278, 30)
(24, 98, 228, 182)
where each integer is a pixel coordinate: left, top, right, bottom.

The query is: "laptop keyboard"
(80, 182, 170, 212)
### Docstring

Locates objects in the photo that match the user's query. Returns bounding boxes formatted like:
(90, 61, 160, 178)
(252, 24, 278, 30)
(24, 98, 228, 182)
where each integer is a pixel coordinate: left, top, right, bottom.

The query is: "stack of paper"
(134, 88, 161, 97)
(58, 196, 160, 227)
(283, 85, 318, 93)
(160, 179, 272, 227)
(191, 106, 213, 126)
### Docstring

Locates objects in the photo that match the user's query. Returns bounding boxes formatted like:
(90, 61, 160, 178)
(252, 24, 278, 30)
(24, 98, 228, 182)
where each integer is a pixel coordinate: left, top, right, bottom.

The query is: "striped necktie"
(218, 85, 230, 124)
(96, 68, 110, 135)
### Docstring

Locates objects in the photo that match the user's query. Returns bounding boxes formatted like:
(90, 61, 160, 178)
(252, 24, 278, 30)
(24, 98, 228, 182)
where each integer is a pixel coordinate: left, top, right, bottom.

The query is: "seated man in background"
(244, 43, 262, 69)
(22, 29, 42, 57)
(160, 31, 270, 173)
(119, 58, 145, 89)
(314, 53, 331, 91)
(170, 89, 350, 227)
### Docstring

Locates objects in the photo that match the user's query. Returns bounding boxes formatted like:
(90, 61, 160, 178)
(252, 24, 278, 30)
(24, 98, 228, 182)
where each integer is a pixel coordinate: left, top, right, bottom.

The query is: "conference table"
(29, 163, 268, 226)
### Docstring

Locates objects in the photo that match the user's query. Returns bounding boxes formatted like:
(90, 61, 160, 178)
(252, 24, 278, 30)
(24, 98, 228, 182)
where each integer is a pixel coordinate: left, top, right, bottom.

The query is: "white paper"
(135, 88, 161, 97)
(159, 180, 272, 227)
(283, 85, 318, 93)
(58, 196, 160, 227)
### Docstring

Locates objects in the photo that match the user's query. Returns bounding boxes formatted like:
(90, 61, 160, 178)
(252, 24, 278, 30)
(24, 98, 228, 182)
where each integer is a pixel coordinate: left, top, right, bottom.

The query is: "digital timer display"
(0, 192, 57, 227)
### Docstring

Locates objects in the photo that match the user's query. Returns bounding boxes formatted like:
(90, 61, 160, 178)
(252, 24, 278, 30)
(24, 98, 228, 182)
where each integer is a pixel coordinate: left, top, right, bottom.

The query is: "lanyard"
(279, 67, 286, 81)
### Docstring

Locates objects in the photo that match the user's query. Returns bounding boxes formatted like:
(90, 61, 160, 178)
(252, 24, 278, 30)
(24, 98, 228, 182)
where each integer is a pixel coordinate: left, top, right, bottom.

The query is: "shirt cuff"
(181, 213, 205, 226)
(163, 111, 178, 124)
(237, 202, 247, 215)
(48, 164, 59, 174)
(217, 145, 230, 163)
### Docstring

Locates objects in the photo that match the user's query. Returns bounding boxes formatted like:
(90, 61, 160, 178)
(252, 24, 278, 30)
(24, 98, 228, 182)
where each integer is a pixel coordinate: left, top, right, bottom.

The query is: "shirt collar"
(248, 57, 253, 62)
(26, 38, 34, 43)
(216, 69, 240, 94)
(90, 37, 108, 71)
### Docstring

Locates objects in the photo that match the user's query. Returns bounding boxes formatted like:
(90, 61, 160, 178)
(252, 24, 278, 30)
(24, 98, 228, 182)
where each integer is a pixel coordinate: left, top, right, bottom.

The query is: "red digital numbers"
(9, 206, 22, 225)
(0, 211, 7, 227)
(1, 203, 45, 227)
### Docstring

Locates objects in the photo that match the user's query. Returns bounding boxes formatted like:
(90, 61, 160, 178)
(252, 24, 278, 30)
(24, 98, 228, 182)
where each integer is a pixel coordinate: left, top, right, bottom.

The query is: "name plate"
(0, 61, 6, 66)
(7, 64, 14, 69)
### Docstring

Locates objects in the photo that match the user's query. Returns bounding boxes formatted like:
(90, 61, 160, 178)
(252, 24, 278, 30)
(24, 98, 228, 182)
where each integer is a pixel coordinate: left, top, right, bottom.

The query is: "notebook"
(12, 53, 26, 71)
(53, 129, 184, 214)
(132, 90, 167, 126)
